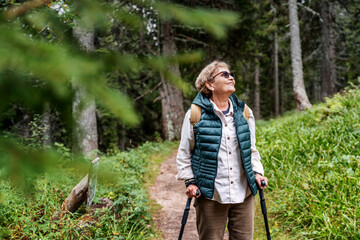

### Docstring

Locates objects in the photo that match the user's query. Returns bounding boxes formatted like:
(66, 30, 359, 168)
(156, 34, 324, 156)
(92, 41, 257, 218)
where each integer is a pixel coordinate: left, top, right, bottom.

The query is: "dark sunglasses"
(212, 71, 234, 80)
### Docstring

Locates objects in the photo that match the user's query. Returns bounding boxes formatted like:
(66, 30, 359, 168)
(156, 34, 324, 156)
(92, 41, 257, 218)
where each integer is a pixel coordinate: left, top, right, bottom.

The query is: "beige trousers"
(194, 195, 255, 240)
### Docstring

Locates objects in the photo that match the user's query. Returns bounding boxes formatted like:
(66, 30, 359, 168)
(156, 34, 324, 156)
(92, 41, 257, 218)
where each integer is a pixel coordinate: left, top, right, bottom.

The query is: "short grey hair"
(195, 61, 230, 98)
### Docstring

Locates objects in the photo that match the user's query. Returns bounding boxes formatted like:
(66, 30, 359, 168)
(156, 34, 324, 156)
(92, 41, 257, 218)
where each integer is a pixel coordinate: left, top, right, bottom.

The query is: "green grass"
(0, 140, 177, 239)
(255, 86, 360, 239)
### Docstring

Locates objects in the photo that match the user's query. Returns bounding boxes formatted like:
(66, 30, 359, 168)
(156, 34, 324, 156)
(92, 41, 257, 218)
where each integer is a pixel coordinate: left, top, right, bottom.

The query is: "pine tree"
(288, 0, 312, 110)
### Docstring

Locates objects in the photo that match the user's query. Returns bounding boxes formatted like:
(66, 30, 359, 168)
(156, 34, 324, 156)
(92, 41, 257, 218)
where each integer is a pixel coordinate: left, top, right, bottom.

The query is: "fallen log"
(62, 174, 89, 213)
(58, 157, 100, 215)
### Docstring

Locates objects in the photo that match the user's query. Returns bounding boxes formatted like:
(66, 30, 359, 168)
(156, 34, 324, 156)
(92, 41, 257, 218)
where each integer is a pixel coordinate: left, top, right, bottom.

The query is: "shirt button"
(229, 151, 231, 155)
(230, 167, 233, 170)
(225, 124, 228, 127)
(227, 136, 230, 140)
(231, 181, 233, 184)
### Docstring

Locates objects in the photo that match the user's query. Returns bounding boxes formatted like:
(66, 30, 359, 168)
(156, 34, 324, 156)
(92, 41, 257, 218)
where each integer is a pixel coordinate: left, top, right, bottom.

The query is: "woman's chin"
(223, 90, 235, 97)
(228, 87, 236, 94)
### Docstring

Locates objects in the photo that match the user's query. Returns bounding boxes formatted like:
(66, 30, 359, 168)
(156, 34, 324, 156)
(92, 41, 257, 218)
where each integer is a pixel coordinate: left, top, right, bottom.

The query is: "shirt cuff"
(252, 166, 264, 176)
(176, 166, 194, 181)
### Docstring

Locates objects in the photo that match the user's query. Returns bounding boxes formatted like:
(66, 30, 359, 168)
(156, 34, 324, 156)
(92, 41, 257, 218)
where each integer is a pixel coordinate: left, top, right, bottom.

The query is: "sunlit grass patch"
(256, 86, 360, 239)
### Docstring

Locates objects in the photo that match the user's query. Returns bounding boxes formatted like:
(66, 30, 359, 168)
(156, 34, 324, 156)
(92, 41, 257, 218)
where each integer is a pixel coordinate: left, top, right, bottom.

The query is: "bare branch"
(5, 0, 48, 19)
(153, 95, 161, 103)
(297, 2, 323, 22)
(144, 41, 158, 55)
(135, 81, 162, 102)
(175, 34, 209, 46)
(304, 45, 321, 63)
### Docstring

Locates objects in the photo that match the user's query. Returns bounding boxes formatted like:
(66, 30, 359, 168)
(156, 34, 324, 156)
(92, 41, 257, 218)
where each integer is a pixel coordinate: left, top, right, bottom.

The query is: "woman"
(176, 61, 268, 240)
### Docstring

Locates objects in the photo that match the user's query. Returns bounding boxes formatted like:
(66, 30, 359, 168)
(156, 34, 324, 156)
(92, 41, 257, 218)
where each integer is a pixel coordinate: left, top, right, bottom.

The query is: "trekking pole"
(259, 180, 271, 240)
(178, 190, 199, 240)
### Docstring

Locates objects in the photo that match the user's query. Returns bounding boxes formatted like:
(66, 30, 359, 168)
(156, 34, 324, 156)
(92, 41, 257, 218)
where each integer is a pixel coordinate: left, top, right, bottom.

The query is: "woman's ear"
(205, 82, 214, 92)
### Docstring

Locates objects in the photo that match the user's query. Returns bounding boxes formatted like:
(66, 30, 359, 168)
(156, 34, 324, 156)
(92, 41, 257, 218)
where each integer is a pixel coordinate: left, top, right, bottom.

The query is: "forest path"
(149, 150, 231, 240)
(149, 150, 198, 240)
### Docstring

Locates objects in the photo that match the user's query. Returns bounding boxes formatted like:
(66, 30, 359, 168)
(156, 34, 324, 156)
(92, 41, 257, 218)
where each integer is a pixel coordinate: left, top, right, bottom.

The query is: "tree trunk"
(281, 74, 284, 114)
(42, 102, 52, 146)
(72, 85, 98, 158)
(253, 57, 261, 120)
(72, 26, 98, 158)
(159, 21, 185, 141)
(320, 0, 337, 100)
(64, 25, 99, 212)
(288, 0, 312, 110)
(117, 122, 126, 151)
(314, 75, 321, 102)
(274, 28, 280, 117)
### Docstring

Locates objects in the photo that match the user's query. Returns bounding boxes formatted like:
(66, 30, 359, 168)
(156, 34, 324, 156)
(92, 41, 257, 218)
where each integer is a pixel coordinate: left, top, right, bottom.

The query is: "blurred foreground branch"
(5, 0, 48, 19)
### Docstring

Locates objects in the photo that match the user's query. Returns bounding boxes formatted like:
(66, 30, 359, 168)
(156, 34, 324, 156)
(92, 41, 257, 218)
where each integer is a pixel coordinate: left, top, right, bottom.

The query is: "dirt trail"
(149, 150, 230, 240)
(149, 150, 198, 240)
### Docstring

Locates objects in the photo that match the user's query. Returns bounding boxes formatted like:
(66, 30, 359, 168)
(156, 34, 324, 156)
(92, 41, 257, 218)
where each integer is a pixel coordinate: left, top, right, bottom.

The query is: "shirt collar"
(210, 98, 234, 116)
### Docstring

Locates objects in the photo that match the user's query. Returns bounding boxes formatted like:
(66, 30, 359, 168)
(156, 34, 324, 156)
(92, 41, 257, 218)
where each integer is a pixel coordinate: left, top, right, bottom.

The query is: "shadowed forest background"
(2, 0, 359, 150)
(0, 0, 359, 239)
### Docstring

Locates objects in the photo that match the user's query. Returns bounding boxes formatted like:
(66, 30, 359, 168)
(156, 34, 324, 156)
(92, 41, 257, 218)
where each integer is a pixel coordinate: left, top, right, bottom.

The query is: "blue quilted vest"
(191, 92, 258, 199)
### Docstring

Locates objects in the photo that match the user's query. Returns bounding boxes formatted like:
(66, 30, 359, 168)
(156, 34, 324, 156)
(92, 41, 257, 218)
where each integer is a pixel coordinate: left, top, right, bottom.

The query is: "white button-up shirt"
(176, 99, 264, 204)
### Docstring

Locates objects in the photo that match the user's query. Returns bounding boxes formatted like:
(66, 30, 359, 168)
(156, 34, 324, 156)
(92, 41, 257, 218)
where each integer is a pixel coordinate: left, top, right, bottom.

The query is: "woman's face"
(206, 67, 235, 98)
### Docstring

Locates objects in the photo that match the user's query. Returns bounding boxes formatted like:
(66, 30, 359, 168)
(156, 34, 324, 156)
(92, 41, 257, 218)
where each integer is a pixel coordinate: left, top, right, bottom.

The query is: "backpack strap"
(243, 104, 250, 121)
(190, 103, 251, 132)
(190, 104, 201, 133)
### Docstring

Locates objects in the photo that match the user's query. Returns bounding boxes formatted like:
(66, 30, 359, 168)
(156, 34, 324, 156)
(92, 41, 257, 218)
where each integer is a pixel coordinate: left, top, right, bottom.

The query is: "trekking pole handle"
(179, 189, 200, 240)
(182, 190, 199, 223)
(261, 180, 266, 187)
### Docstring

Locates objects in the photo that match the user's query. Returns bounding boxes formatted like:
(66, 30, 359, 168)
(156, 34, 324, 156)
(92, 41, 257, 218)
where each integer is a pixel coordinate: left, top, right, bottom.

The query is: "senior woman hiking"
(176, 60, 268, 240)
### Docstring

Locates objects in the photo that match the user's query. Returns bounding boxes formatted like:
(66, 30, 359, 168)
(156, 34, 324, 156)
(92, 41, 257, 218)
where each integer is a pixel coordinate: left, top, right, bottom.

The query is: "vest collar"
(229, 93, 244, 113)
(193, 92, 244, 113)
(192, 92, 213, 111)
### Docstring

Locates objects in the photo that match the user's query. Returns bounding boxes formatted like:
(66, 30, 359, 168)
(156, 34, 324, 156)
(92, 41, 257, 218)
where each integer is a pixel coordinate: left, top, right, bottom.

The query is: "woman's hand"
(255, 174, 268, 190)
(185, 184, 201, 198)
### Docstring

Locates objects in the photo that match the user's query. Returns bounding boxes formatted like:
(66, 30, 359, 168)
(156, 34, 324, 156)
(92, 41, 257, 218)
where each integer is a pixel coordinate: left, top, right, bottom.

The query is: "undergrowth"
(0, 140, 177, 239)
(2, 87, 359, 239)
(256, 86, 360, 239)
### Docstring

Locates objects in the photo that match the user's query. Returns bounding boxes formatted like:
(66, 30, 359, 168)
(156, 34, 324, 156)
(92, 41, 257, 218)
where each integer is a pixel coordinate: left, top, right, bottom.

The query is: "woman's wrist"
(185, 178, 197, 188)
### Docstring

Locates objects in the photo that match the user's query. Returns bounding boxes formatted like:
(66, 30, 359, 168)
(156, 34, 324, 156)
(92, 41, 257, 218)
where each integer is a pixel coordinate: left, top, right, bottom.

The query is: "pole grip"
(181, 198, 192, 224)
(181, 210, 190, 225)
(261, 180, 266, 187)
(260, 190, 267, 215)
